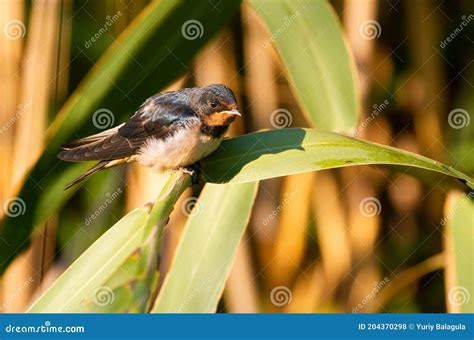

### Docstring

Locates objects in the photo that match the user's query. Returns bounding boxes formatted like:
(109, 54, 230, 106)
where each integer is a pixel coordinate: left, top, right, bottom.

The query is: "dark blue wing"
(118, 90, 196, 142)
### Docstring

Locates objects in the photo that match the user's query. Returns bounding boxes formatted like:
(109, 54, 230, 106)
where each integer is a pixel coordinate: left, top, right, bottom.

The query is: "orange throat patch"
(203, 111, 238, 126)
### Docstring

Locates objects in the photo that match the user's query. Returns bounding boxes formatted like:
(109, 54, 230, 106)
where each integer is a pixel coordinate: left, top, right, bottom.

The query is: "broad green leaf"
(250, 0, 358, 131)
(77, 218, 162, 313)
(151, 182, 258, 313)
(444, 191, 474, 313)
(0, 0, 241, 274)
(28, 173, 191, 312)
(28, 207, 149, 312)
(201, 129, 473, 189)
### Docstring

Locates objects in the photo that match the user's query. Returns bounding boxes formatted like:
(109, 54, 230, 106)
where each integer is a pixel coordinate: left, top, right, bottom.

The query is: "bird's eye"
(210, 101, 218, 108)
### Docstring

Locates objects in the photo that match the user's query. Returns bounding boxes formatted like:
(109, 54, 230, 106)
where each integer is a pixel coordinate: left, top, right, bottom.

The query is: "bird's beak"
(220, 109, 241, 117)
(205, 108, 241, 126)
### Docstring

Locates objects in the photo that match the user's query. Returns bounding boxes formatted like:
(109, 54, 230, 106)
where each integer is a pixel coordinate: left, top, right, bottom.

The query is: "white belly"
(137, 120, 223, 172)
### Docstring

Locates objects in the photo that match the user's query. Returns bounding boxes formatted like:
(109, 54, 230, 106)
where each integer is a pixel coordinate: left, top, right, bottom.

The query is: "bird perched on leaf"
(58, 84, 240, 188)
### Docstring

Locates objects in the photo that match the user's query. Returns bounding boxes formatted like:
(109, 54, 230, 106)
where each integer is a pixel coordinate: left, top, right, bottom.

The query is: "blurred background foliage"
(0, 0, 472, 313)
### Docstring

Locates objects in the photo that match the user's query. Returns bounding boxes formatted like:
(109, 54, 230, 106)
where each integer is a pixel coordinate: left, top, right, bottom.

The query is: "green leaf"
(28, 207, 149, 312)
(250, 0, 358, 131)
(0, 0, 241, 275)
(28, 173, 191, 312)
(201, 129, 473, 189)
(151, 182, 258, 313)
(444, 191, 474, 313)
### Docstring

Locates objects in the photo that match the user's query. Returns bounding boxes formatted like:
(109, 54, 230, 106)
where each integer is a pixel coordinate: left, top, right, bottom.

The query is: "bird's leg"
(181, 162, 202, 185)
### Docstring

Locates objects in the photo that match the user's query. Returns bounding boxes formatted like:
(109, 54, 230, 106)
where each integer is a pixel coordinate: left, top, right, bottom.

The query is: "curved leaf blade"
(151, 181, 259, 313)
(28, 207, 150, 312)
(250, 0, 359, 131)
(28, 173, 191, 312)
(201, 129, 473, 189)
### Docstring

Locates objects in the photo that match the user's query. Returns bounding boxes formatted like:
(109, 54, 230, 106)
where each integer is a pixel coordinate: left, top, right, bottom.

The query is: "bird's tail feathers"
(64, 161, 109, 189)
(64, 157, 133, 189)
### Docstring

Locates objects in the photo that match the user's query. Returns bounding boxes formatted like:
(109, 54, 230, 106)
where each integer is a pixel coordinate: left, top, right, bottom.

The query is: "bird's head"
(191, 84, 240, 126)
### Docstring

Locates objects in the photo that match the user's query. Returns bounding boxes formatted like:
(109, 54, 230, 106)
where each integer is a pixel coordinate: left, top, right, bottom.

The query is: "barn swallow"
(58, 84, 240, 188)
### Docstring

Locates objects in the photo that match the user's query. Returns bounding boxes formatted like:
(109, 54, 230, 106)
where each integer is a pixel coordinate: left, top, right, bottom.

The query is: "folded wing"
(57, 91, 197, 162)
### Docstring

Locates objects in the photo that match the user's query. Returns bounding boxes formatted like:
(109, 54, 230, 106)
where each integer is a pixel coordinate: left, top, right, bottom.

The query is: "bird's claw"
(180, 163, 202, 185)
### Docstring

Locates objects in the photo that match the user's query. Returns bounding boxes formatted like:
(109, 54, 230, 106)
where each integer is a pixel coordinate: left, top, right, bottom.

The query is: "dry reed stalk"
(286, 264, 326, 313)
(406, 0, 444, 161)
(341, 0, 386, 313)
(268, 173, 314, 287)
(0, 0, 24, 207)
(3, 0, 61, 312)
(241, 4, 282, 280)
(313, 172, 352, 287)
